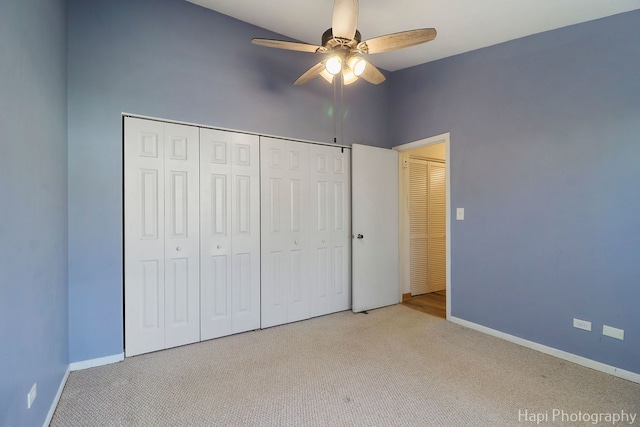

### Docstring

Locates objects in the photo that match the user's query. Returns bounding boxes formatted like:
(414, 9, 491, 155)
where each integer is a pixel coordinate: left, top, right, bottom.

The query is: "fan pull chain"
(333, 74, 338, 143)
(340, 72, 345, 146)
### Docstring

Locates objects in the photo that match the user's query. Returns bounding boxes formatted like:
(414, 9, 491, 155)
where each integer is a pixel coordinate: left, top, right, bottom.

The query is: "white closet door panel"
(164, 123, 200, 349)
(124, 117, 166, 357)
(285, 142, 310, 324)
(201, 130, 261, 339)
(261, 171, 288, 328)
(331, 148, 351, 312)
(200, 129, 233, 340)
(261, 140, 288, 328)
(260, 137, 310, 328)
(230, 133, 261, 334)
(309, 147, 332, 317)
(309, 145, 351, 317)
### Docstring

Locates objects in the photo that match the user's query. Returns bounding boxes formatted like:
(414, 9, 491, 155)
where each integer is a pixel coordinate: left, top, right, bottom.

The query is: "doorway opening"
(394, 133, 451, 320)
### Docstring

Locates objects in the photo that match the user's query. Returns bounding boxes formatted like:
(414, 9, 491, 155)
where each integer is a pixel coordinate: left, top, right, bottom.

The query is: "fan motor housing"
(322, 28, 361, 47)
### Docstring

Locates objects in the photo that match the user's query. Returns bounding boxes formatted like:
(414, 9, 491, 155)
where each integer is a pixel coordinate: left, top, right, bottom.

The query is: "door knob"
(294, 240, 299, 245)
(217, 244, 222, 249)
(357, 234, 364, 239)
(176, 246, 182, 251)
(321, 239, 325, 243)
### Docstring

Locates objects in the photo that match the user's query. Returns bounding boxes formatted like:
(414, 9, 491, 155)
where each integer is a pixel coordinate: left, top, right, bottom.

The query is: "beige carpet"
(51, 305, 640, 426)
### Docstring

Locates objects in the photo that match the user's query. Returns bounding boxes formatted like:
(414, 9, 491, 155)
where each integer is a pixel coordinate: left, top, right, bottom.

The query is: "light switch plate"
(602, 325, 624, 340)
(456, 208, 465, 220)
(573, 318, 591, 331)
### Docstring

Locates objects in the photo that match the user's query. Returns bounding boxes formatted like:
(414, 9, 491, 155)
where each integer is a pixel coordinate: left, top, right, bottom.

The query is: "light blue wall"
(390, 10, 640, 374)
(0, 0, 69, 425)
(67, 0, 390, 362)
(67, 0, 640, 377)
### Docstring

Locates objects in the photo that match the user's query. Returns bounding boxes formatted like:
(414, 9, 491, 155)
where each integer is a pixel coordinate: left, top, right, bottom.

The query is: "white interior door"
(351, 144, 399, 312)
(260, 137, 310, 328)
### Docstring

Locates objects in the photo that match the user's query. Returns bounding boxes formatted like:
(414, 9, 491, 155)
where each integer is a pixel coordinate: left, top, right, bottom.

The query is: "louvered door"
(427, 163, 446, 293)
(409, 159, 446, 296)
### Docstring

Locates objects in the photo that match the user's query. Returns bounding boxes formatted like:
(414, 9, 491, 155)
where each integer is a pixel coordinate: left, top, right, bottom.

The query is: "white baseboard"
(449, 316, 640, 384)
(69, 353, 124, 371)
(44, 366, 70, 427)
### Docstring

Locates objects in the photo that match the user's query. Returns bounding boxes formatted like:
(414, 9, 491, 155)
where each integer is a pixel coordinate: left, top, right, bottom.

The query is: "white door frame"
(393, 132, 451, 320)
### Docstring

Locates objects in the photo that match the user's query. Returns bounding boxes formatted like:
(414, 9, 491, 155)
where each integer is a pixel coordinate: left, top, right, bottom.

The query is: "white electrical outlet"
(603, 325, 624, 340)
(573, 318, 591, 331)
(27, 383, 37, 409)
(456, 208, 465, 220)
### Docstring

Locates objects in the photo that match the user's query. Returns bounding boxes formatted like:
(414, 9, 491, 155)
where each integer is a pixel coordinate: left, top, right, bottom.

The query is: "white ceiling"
(187, 0, 640, 71)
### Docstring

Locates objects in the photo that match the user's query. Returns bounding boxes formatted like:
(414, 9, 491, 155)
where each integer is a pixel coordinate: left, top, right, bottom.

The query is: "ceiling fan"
(251, 0, 436, 86)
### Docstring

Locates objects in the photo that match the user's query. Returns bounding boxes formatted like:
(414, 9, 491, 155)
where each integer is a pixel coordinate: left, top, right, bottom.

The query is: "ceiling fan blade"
(294, 61, 326, 85)
(359, 60, 386, 85)
(332, 0, 358, 40)
(252, 38, 323, 53)
(358, 28, 436, 54)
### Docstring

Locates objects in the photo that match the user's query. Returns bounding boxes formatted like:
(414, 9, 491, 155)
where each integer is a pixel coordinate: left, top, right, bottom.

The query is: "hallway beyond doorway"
(402, 291, 446, 318)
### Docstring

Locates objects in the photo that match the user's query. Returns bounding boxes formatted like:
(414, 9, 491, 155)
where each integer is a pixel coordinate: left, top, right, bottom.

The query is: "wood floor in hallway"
(402, 290, 446, 318)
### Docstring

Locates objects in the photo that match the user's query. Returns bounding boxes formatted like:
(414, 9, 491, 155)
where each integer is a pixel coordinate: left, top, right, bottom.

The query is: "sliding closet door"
(200, 129, 260, 340)
(124, 118, 200, 357)
(309, 144, 351, 316)
(260, 137, 310, 328)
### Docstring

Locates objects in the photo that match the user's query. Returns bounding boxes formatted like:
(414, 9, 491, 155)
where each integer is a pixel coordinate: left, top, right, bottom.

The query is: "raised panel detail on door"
(125, 117, 166, 357)
(229, 133, 260, 335)
(140, 260, 161, 329)
(163, 123, 200, 350)
(125, 118, 200, 357)
(200, 129, 260, 340)
(200, 130, 232, 339)
(309, 144, 351, 316)
(260, 137, 310, 328)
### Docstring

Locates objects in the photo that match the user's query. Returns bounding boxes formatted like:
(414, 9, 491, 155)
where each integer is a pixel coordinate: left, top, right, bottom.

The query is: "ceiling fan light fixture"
(342, 68, 358, 85)
(251, 0, 436, 87)
(347, 56, 366, 76)
(325, 56, 342, 75)
(319, 69, 334, 83)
